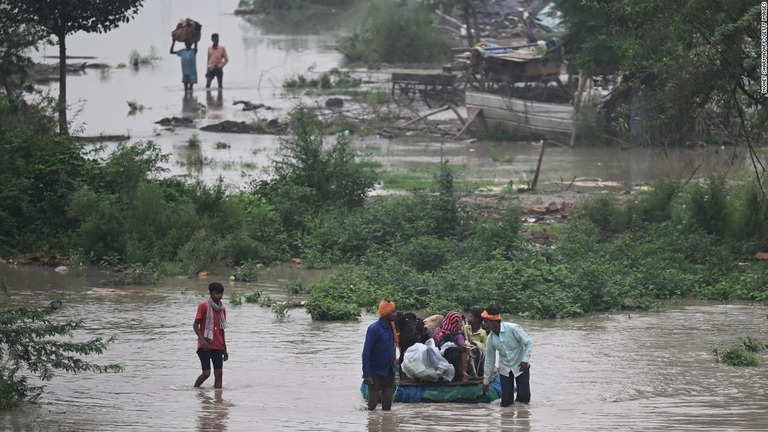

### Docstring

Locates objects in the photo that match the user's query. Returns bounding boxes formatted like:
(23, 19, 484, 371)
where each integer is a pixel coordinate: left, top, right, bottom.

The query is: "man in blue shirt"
(481, 306, 534, 406)
(362, 300, 398, 410)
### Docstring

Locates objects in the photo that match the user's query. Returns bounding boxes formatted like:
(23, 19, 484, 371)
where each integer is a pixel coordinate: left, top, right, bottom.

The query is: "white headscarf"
(204, 297, 227, 341)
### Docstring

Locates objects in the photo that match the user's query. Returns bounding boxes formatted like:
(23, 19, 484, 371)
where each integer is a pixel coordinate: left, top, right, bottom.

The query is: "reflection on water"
(2, 264, 768, 431)
(183, 92, 199, 117)
(32, 0, 765, 192)
(366, 411, 400, 432)
(196, 389, 234, 432)
(207, 89, 224, 111)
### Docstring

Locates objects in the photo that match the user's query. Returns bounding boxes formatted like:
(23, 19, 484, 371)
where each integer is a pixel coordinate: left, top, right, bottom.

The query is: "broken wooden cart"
(390, 72, 462, 108)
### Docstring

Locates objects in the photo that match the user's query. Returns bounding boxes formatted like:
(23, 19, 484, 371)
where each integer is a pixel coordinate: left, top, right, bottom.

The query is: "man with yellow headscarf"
(362, 300, 398, 410)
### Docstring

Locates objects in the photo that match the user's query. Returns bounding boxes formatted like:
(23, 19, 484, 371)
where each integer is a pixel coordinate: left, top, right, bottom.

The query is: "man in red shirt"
(193, 282, 228, 388)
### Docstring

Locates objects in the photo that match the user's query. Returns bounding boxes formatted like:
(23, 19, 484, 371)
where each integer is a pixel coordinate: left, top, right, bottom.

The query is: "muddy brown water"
(9, 1, 768, 429)
(34, 0, 765, 192)
(2, 264, 768, 431)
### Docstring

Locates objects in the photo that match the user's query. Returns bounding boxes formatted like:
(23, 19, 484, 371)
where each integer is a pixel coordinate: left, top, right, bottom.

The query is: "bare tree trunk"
(569, 76, 588, 147)
(470, 3, 479, 42)
(462, 5, 475, 47)
(57, 34, 68, 135)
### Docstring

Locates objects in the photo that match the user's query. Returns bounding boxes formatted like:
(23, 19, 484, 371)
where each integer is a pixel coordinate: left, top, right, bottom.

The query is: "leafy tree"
(0, 284, 122, 409)
(239, 0, 353, 11)
(558, 0, 766, 148)
(3, 0, 145, 134)
(252, 106, 378, 232)
(337, 1, 452, 64)
(0, 97, 98, 257)
(0, 11, 45, 110)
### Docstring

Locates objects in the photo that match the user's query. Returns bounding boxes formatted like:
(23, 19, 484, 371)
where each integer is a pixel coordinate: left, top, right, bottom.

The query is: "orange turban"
(378, 300, 396, 317)
(481, 310, 501, 321)
(377, 300, 399, 347)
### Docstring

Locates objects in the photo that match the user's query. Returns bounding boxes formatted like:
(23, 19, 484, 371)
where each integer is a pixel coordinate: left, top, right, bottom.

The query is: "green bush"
(686, 174, 728, 237)
(0, 290, 122, 409)
(396, 236, 454, 273)
(634, 179, 680, 223)
(252, 106, 377, 238)
(576, 194, 633, 235)
(713, 344, 759, 367)
(0, 108, 98, 254)
(337, 2, 452, 65)
(727, 180, 768, 247)
(232, 260, 261, 282)
(305, 276, 362, 321)
(177, 229, 226, 275)
(463, 205, 524, 260)
(99, 263, 159, 286)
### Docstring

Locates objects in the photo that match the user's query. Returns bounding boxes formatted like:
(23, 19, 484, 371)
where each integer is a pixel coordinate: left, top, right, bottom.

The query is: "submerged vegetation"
(0, 284, 123, 409)
(1, 94, 768, 322)
(712, 336, 767, 367)
(337, 1, 452, 65)
(2, 90, 768, 319)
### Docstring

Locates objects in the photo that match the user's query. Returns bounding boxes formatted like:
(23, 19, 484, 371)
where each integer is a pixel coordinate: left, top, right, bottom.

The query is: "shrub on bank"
(337, 1, 452, 65)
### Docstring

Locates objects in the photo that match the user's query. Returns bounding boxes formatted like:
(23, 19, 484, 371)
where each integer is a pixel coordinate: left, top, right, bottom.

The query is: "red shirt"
(196, 301, 227, 351)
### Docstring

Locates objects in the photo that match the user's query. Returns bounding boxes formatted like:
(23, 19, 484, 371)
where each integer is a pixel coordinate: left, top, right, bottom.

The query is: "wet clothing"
(483, 321, 533, 385)
(501, 368, 530, 406)
(362, 318, 397, 379)
(176, 48, 197, 84)
(205, 66, 223, 83)
(197, 348, 225, 371)
(367, 374, 395, 391)
(195, 301, 227, 351)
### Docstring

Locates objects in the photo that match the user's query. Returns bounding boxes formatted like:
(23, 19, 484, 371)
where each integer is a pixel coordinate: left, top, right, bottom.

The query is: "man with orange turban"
(481, 306, 533, 407)
(362, 300, 398, 410)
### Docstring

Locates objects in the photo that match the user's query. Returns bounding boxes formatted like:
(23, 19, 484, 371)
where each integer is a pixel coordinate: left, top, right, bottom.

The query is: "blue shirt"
(362, 318, 396, 378)
(484, 321, 533, 384)
(176, 48, 197, 83)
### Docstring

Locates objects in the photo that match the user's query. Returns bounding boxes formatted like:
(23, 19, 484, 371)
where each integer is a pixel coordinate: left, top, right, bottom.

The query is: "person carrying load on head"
(170, 18, 202, 92)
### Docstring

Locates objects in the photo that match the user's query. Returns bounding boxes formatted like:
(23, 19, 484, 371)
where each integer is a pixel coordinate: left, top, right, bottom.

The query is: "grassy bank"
(2, 100, 767, 321)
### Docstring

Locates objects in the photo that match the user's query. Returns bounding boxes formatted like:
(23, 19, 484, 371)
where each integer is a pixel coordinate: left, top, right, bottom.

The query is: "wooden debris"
(455, 108, 482, 139)
(403, 105, 451, 127)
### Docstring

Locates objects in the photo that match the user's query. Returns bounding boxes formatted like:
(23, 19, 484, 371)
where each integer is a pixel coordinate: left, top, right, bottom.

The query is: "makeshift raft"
(360, 374, 502, 403)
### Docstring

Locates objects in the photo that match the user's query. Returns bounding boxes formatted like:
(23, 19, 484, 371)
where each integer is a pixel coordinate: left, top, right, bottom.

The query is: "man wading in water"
(362, 300, 398, 410)
(205, 33, 228, 89)
(193, 282, 228, 388)
(481, 307, 533, 406)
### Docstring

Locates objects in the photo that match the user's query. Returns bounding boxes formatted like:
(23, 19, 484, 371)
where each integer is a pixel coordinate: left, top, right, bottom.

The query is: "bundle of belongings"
(401, 338, 455, 382)
(172, 18, 202, 43)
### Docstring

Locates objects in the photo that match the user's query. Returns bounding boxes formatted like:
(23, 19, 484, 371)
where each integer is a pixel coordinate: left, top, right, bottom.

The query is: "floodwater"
(33, 0, 766, 190)
(2, 264, 768, 431)
(10, 3, 768, 429)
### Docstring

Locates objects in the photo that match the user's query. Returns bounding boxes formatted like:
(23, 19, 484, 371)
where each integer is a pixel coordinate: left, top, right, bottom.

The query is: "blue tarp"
(360, 374, 504, 403)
